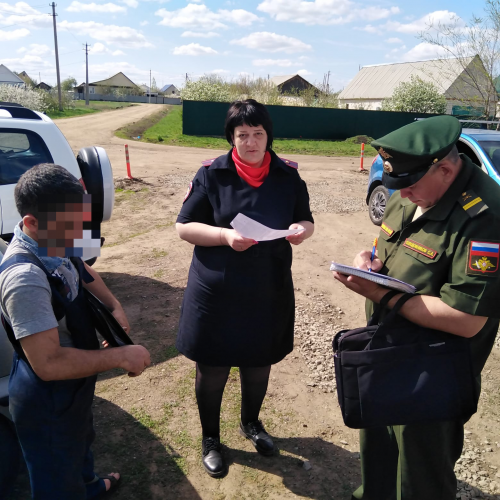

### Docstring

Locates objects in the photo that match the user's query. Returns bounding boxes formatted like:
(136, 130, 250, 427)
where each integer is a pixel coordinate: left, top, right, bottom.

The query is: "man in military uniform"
(333, 115, 500, 499)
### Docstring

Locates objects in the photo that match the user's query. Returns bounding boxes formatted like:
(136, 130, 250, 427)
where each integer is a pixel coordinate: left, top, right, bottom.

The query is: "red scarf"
(232, 148, 271, 188)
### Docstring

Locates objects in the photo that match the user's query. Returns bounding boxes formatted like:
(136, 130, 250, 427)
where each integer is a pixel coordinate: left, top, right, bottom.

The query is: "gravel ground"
(294, 292, 500, 499)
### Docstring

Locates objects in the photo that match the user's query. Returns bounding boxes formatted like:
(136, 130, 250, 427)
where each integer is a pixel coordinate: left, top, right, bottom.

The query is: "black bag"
(332, 292, 477, 429)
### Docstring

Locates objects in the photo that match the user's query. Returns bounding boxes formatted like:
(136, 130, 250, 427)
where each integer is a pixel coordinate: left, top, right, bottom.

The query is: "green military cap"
(371, 115, 462, 189)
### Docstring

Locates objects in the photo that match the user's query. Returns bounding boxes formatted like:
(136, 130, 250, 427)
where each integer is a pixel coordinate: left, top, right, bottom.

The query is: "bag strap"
(367, 290, 400, 326)
(379, 293, 415, 326)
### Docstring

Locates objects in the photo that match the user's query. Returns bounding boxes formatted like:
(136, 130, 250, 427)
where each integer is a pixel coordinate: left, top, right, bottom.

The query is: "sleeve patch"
(183, 182, 193, 203)
(458, 190, 488, 218)
(467, 240, 500, 276)
(202, 159, 215, 167)
(279, 157, 298, 169)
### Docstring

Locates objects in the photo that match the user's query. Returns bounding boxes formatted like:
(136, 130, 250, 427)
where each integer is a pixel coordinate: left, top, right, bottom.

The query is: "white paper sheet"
(230, 213, 304, 241)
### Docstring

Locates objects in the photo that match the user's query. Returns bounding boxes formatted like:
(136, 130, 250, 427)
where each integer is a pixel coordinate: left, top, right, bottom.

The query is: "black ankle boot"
(202, 437, 226, 477)
(239, 420, 274, 456)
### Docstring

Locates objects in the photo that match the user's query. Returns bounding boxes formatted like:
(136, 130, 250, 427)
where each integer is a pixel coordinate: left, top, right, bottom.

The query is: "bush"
(41, 89, 74, 112)
(0, 84, 47, 112)
(345, 135, 374, 144)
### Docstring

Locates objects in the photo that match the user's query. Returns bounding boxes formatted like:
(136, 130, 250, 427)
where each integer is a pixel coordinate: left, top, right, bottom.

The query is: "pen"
(369, 237, 378, 272)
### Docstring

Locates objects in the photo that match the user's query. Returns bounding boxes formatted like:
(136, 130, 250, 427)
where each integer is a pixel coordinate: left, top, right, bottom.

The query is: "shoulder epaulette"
(279, 157, 298, 169)
(202, 158, 216, 167)
(458, 190, 488, 218)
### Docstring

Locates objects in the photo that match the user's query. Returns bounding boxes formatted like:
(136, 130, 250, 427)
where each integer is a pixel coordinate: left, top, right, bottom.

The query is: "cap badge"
(378, 148, 393, 159)
(383, 161, 393, 173)
(432, 158, 438, 164)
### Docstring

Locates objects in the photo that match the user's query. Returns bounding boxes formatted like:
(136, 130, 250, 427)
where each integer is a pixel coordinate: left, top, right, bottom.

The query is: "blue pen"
(369, 237, 378, 272)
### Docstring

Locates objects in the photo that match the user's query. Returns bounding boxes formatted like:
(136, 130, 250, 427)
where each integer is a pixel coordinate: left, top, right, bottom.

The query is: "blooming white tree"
(0, 85, 47, 112)
(181, 75, 231, 102)
(382, 76, 447, 114)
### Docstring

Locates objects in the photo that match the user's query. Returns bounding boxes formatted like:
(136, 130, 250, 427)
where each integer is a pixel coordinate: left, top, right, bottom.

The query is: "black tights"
(195, 363, 272, 438)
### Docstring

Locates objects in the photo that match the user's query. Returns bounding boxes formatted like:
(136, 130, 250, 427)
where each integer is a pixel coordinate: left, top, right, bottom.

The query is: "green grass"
(117, 105, 376, 157)
(47, 100, 136, 119)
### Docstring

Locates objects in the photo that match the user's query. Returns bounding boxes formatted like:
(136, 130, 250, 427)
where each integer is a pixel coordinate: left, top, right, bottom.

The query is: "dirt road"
(42, 105, 500, 500)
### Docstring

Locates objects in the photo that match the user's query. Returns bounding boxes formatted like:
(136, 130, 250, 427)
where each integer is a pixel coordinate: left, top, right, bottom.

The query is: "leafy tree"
(150, 77, 159, 93)
(419, 0, 499, 119)
(382, 76, 447, 114)
(15, 72, 37, 89)
(61, 77, 77, 92)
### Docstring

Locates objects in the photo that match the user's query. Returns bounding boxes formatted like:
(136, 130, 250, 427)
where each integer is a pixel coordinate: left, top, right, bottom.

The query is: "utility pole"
(84, 43, 90, 106)
(149, 69, 151, 104)
(50, 2, 62, 111)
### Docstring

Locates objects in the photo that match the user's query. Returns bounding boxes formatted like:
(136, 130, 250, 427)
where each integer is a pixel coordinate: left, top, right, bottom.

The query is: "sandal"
(100, 474, 120, 496)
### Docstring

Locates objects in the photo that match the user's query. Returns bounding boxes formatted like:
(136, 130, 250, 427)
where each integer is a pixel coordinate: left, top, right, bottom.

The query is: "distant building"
(0, 65, 25, 87)
(338, 55, 496, 116)
(75, 72, 140, 95)
(269, 74, 318, 94)
(36, 82, 52, 91)
(160, 84, 179, 95)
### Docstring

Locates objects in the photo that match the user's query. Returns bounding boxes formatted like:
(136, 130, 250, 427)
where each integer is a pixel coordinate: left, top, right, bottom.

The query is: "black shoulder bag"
(332, 292, 477, 429)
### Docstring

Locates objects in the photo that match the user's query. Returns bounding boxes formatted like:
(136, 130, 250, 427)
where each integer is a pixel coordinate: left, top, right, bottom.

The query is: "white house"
(338, 55, 496, 116)
(160, 84, 179, 95)
(0, 65, 25, 87)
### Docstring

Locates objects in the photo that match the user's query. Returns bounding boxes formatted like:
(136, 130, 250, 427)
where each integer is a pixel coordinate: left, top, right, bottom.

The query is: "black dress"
(176, 150, 314, 366)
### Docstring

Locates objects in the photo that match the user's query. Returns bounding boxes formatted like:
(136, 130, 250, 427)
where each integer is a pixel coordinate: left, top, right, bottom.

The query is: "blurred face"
(37, 200, 92, 257)
(233, 124, 268, 165)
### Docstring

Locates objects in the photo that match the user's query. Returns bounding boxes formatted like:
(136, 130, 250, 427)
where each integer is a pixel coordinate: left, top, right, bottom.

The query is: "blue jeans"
(9, 353, 105, 499)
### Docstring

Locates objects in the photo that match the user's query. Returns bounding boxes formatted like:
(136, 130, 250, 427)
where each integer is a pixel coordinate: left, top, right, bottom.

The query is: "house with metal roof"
(160, 84, 179, 95)
(75, 72, 140, 95)
(338, 55, 496, 116)
(270, 74, 318, 94)
(0, 65, 25, 87)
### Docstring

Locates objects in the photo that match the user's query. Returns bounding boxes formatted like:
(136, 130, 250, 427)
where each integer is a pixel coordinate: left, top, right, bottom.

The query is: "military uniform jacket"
(368, 155, 500, 385)
(176, 149, 314, 367)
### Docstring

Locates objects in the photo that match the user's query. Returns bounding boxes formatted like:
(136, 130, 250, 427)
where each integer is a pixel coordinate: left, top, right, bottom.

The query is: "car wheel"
(0, 414, 21, 498)
(368, 185, 389, 226)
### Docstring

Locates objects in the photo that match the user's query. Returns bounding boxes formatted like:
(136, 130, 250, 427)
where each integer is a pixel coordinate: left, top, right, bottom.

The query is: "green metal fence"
(182, 100, 437, 141)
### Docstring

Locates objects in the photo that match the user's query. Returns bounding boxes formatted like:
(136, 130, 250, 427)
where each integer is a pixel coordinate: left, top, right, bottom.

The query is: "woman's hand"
(286, 224, 306, 245)
(222, 228, 258, 252)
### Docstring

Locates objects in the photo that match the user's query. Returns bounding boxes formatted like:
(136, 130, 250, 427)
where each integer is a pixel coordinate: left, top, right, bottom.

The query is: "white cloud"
(397, 42, 451, 62)
(17, 43, 51, 56)
(121, 0, 138, 7)
(155, 4, 260, 30)
(231, 32, 312, 53)
(1, 54, 53, 74)
(173, 43, 217, 56)
(0, 2, 51, 29)
(386, 37, 402, 44)
(0, 28, 29, 41)
(181, 30, 220, 38)
(66, 2, 126, 13)
(140, 20, 149, 26)
(59, 21, 152, 48)
(257, 0, 399, 25)
(383, 10, 462, 34)
(112, 50, 125, 56)
(89, 42, 126, 56)
(253, 58, 295, 67)
(297, 69, 312, 76)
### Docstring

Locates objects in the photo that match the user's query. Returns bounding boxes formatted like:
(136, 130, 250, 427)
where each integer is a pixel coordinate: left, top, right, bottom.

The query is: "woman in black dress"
(176, 99, 314, 477)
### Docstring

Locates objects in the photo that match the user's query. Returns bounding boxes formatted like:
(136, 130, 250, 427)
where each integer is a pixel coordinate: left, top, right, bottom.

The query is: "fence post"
(125, 144, 133, 179)
(360, 143, 365, 172)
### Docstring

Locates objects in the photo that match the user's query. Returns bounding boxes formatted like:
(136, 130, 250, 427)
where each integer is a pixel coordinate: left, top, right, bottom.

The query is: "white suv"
(0, 102, 115, 497)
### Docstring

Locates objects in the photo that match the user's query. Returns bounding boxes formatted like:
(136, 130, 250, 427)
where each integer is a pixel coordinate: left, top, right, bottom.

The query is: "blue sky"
(0, 0, 483, 90)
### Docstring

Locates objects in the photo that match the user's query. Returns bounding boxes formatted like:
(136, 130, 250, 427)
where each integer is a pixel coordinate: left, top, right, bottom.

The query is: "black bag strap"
(379, 293, 415, 326)
(367, 290, 400, 326)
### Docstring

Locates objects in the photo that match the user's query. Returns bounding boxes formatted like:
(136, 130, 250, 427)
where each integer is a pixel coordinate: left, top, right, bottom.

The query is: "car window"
(457, 140, 481, 167)
(478, 141, 500, 174)
(0, 129, 53, 186)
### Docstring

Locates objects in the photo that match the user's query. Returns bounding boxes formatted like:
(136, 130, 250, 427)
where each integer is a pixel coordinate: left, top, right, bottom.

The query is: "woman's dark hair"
(15, 163, 85, 219)
(224, 99, 273, 150)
